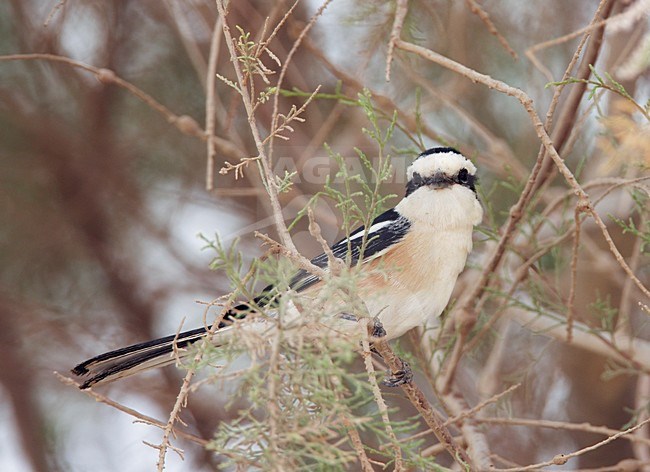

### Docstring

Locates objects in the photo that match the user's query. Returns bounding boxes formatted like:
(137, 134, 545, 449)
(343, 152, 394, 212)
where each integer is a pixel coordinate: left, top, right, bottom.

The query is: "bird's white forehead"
(407, 150, 477, 180)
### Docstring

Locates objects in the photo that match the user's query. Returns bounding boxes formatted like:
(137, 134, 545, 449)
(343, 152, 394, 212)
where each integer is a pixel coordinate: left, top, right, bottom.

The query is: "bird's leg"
(381, 358, 413, 387)
(370, 316, 387, 338)
(369, 317, 414, 387)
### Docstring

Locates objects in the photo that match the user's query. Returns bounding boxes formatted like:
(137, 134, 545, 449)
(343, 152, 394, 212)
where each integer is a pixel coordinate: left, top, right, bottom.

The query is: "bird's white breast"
(361, 185, 482, 338)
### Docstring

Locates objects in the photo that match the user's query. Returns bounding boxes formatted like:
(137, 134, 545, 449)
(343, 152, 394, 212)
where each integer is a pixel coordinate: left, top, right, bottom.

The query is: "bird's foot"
(370, 317, 387, 339)
(382, 358, 413, 387)
(367, 318, 412, 386)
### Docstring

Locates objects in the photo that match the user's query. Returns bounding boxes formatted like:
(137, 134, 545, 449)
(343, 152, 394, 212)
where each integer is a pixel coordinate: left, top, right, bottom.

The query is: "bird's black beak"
(406, 171, 453, 196)
(426, 172, 453, 189)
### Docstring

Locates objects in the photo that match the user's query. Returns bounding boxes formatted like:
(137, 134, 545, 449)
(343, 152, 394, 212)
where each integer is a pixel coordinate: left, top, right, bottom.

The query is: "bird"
(72, 147, 483, 389)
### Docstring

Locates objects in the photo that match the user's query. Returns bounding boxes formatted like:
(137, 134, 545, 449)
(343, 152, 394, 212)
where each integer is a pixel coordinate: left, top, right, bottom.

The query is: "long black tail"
(71, 325, 216, 389)
(71, 294, 275, 389)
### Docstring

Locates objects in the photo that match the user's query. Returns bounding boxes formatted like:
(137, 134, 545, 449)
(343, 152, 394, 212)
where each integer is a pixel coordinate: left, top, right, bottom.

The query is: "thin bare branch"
(206, 16, 223, 190)
(43, 0, 66, 27)
(567, 205, 586, 343)
(507, 307, 650, 372)
(445, 383, 521, 427)
(216, 0, 298, 253)
(479, 416, 650, 447)
(385, 0, 408, 82)
(465, 0, 517, 59)
(268, 0, 333, 163)
(491, 417, 650, 471)
(55, 373, 208, 447)
(156, 306, 230, 471)
(360, 327, 403, 471)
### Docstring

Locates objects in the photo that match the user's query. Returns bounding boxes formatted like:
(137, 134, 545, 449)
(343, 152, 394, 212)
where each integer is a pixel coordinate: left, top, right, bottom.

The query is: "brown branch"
(445, 383, 521, 427)
(371, 338, 473, 469)
(268, 0, 333, 163)
(217, 1, 299, 253)
(0, 54, 199, 134)
(43, 0, 66, 27)
(385, 0, 408, 82)
(617, 210, 647, 338)
(567, 203, 587, 343)
(340, 416, 376, 472)
(490, 417, 650, 471)
(360, 332, 403, 471)
(55, 373, 208, 447)
(587, 204, 650, 299)
(206, 17, 223, 190)
(507, 307, 650, 372)
(255, 231, 327, 280)
(465, 0, 517, 59)
(479, 416, 650, 447)
(0, 53, 244, 164)
(156, 304, 231, 471)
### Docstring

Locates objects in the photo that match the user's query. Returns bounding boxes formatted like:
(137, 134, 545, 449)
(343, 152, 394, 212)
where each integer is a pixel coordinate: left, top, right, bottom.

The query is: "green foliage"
(611, 215, 650, 254)
(235, 26, 274, 85)
(201, 233, 251, 296)
(280, 84, 425, 148)
(289, 90, 399, 260)
(549, 65, 650, 121)
(610, 191, 650, 254)
(207, 336, 371, 470)
(276, 169, 298, 193)
(589, 293, 618, 334)
(279, 81, 361, 106)
(321, 90, 398, 264)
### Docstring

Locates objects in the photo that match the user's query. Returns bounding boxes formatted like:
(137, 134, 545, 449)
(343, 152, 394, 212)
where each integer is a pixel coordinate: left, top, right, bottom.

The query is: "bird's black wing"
(287, 208, 411, 293)
(212, 208, 410, 326)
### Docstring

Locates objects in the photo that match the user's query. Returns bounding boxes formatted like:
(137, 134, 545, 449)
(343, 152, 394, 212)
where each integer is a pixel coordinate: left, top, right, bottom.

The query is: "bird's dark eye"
(457, 168, 469, 184)
(412, 172, 423, 186)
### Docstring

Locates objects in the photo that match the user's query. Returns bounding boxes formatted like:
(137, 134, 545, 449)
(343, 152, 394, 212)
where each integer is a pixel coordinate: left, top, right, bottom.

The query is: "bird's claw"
(371, 317, 387, 338)
(368, 318, 412, 386)
(381, 359, 413, 387)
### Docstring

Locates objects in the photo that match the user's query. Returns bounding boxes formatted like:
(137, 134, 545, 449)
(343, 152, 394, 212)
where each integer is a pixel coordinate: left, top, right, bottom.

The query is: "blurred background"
(1, 0, 649, 470)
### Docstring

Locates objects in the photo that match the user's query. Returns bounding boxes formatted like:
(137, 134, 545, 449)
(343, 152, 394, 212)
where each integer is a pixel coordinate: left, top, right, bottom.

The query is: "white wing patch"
(348, 220, 393, 241)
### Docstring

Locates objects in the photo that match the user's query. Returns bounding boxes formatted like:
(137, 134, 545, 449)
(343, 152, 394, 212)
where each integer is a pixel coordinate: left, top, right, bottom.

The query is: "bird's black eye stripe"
(456, 168, 477, 192)
(405, 172, 424, 196)
(406, 168, 477, 196)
